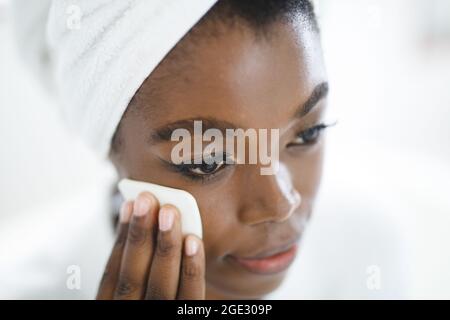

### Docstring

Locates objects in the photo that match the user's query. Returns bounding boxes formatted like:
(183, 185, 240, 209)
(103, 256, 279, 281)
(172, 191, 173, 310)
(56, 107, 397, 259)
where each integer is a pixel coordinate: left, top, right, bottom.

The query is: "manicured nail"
(185, 236, 199, 256)
(134, 193, 153, 217)
(120, 201, 133, 223)
(159, 207, 175, 232)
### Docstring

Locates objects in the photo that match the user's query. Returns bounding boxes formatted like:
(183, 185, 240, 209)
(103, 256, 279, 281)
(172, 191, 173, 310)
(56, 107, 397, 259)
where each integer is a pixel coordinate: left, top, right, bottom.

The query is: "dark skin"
(99, 18, 328, 300)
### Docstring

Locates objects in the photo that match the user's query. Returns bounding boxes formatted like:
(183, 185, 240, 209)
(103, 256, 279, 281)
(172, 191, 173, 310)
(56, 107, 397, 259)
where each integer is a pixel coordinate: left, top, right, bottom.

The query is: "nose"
(238, 162, 302, 225)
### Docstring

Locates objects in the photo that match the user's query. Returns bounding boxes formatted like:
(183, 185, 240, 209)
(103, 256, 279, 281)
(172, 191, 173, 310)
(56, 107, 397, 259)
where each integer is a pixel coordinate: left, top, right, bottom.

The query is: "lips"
(228, 242, 299, 275)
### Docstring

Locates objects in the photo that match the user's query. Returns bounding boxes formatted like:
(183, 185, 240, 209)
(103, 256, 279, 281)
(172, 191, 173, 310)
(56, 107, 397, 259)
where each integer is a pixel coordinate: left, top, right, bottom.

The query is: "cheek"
(189, 186, 240, 259)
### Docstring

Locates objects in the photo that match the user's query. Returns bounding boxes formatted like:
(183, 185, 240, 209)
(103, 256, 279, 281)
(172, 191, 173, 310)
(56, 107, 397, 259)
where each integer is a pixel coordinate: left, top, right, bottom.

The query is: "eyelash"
(165, 153, 233, 182)
(289, 122, 333, 147)
(166, 122, 334, 181)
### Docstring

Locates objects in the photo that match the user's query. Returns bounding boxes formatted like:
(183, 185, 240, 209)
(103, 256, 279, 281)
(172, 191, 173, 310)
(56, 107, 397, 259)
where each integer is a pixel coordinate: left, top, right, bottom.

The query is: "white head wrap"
(45, 0, 218, 158)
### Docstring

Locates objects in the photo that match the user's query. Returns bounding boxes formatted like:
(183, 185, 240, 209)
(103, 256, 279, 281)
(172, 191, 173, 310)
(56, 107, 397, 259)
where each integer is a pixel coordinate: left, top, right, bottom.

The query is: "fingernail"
(185, 236, 199, 256)
(134, 193, 153, 217)
(159, 207, 175, 232)
(120, 201, 133, 223)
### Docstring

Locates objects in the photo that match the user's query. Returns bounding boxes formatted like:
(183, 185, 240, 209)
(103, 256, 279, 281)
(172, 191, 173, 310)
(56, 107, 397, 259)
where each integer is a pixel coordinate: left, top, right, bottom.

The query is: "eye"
(290, 123, 331, 147)
(188, 160, 226, 176)
(166, 152, 234, 181)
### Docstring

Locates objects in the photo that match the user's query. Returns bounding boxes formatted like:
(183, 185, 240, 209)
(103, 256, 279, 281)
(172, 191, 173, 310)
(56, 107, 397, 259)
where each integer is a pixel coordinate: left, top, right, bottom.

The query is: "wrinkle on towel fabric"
(47, 0, 218, 158)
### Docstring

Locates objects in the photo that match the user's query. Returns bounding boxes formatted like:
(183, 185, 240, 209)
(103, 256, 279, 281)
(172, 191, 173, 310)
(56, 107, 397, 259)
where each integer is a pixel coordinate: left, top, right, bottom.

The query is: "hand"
(96, 192, 205, 300)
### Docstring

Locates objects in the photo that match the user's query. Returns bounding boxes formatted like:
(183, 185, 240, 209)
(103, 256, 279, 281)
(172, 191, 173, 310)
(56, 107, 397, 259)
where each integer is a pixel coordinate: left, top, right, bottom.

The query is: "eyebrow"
(294, 81, 329, 118)
(149, 81, 329, 144)
(149, 118, 238, 144)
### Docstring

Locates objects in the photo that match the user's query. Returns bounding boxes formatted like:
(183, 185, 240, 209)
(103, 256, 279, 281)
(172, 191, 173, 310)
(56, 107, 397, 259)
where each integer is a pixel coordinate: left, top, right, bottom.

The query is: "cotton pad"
(118, 179, 203, 239)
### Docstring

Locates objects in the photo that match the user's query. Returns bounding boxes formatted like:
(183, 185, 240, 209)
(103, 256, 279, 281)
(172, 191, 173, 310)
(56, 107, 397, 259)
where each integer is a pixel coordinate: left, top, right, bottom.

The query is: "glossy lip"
(227, 241, 299, 275)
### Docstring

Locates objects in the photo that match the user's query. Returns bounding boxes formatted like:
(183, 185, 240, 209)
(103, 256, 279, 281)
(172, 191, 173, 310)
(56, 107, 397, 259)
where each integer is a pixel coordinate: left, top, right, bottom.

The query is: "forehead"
(130, 21, 327, 130)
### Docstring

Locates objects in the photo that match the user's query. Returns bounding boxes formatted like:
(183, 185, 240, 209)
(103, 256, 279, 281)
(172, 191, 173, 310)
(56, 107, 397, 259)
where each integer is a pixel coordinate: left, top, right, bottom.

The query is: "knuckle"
(115, 274, 139, 298)
(182, 261, 202, 280)
(127, 224, 147, 246)
(115, 230, 127, 246)
(156, 236, 176, 258)
(146, 283, 170, 300)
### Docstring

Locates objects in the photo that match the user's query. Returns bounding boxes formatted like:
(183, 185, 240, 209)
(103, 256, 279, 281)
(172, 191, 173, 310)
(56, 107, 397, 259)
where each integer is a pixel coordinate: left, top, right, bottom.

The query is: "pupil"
(201, 162, 217, 173)
(304, 128, 316, 141)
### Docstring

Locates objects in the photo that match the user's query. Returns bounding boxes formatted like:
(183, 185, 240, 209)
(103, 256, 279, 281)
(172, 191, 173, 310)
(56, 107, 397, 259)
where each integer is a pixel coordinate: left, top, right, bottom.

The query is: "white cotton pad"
(118, 179, 203, 239)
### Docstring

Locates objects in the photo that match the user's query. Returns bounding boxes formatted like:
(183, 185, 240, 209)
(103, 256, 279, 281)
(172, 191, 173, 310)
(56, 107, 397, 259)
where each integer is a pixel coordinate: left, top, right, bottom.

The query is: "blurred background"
(0, 0, 449, 299)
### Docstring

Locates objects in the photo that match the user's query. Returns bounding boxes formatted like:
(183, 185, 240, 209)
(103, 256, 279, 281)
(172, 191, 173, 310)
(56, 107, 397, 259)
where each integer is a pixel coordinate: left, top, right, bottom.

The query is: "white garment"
(18, 0, 217, 159)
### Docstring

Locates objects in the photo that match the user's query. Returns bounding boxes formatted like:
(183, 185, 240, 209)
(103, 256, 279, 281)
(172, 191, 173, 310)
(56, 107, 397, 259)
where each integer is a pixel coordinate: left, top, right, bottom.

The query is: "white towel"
(46, 0, 218, 158)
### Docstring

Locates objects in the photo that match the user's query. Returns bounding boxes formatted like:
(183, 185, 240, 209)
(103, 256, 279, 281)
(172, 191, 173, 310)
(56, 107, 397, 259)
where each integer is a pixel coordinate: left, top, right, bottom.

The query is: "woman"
(49, 0, 330, 299)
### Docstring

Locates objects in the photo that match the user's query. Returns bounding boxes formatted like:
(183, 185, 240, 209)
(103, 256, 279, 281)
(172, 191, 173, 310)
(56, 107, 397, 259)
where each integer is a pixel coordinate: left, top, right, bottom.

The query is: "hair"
(110, 0, 318, 155)
(207, 0, 318, 33)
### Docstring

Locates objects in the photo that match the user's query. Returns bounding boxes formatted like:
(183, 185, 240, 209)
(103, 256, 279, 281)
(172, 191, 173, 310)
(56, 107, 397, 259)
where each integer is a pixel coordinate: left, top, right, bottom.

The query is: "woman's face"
(111, 20, 328, 299)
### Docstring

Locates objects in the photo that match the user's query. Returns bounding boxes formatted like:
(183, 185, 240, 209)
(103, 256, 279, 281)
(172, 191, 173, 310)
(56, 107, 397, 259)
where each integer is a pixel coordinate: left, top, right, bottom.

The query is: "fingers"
(96, 201, 133, 300)
(176, 235, 206, 300)
(97, 191, 206, 300)
(145, 205, 183, 299)
(114, 192, 159, 300)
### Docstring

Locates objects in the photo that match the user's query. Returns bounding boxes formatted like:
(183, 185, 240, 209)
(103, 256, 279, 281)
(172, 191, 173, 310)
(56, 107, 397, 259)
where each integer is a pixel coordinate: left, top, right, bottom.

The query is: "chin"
(206, 268, 290, 300)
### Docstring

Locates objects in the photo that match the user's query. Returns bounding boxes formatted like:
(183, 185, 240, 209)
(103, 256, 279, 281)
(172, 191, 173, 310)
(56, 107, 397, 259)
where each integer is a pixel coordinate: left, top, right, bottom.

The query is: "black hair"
(110, 0, 318, 156)
(208, 0, 318, 34)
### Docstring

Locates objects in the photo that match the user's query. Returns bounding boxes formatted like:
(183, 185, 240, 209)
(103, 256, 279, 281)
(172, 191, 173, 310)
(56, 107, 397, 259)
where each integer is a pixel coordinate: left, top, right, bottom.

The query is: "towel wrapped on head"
(46, 0, 218, 158)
